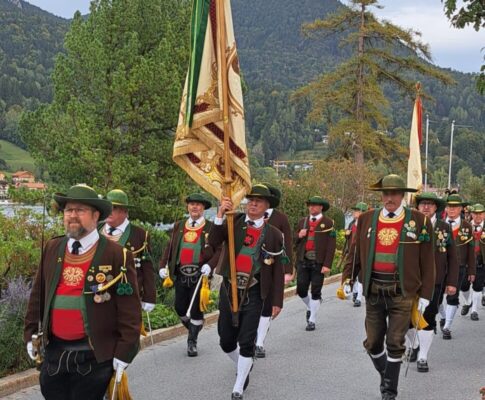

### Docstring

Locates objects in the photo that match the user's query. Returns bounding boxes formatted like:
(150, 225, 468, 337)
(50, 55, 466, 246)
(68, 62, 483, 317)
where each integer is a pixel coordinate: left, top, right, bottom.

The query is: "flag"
(407, 84, 423, 203)
(173, 0, 251, 206)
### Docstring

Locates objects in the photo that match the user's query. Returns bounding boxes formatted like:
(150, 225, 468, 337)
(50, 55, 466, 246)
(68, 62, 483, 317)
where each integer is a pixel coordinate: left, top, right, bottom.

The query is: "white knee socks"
(256, 316, 271, 347)
(309, 299, 321, 323)
(417, 330, 434, 361)
(444, 305, 457, 330)
(233, 356, 253, 394)
(471, 290, 481, 313)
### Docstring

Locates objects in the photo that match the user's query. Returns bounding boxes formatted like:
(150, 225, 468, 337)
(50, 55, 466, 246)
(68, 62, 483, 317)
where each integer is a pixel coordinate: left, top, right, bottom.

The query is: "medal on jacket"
(184, 231, 197, 242)
(243, 234, 255, 246)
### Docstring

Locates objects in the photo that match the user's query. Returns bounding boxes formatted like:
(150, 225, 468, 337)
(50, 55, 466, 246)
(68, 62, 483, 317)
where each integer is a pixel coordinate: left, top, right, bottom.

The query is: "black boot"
(187, 323, 203, 357)
(382, 361, 401, 400)
(369, 353, 387, 394)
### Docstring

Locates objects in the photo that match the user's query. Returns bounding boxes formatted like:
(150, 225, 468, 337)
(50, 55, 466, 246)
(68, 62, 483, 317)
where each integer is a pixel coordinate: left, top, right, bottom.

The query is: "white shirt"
(265, 209, 274, 219)
(431, 215, 437, 226)
(187, 216, 205, 227)
(105, 218, 129, 235)
(446, 216, 461, 227)
(472, 221, 484, 231)
(68, 229, 99, 255)
(214, 215, 265, 228)
(309, 213, 323, 222)
(382, 205, 404, 218)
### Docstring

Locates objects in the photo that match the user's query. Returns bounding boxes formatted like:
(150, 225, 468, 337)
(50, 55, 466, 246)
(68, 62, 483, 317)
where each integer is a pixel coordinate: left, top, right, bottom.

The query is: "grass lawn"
(0, 140, 36, 175)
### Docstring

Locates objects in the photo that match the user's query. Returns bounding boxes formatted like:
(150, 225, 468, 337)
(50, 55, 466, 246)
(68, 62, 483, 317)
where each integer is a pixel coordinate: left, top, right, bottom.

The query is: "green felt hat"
(351, 202, 368, 212)
(106, 189, 133, 208)
(470, 203, 485, 213)
(446, 193, 466, 206)
(369, 174, 417, 193)
(185, 193, 212, 209)
(54, 184, 112, 220)
(415, 192, 446, 209)
(246, 184, 279, 209)
(261, 182, 281, 208)
(306, 196, 330, 212)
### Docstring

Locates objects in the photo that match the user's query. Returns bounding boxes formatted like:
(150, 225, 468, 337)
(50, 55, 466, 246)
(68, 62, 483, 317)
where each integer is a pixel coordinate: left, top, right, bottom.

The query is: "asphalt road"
(5, 281, 484, 400)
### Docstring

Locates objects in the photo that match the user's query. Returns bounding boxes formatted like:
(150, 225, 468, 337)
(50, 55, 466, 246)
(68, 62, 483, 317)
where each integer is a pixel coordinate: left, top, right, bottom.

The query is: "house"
(0, 180, 8, 199)
(12, 171, 35, 184)
(19, 182, 47, 191)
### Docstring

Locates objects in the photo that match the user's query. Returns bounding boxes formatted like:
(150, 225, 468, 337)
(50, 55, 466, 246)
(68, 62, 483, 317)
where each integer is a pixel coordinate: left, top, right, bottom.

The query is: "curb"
(0, 273, 341, 397)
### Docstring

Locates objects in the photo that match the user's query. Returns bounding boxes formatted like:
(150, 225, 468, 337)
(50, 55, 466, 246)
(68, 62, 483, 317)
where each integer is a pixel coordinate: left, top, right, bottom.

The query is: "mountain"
(0, 0, 69, 148)
(0, 0, 483, 177)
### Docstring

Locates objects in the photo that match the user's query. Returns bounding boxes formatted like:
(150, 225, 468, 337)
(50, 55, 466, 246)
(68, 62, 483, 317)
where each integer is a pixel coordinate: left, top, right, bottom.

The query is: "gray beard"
(66, 226, 88, 240)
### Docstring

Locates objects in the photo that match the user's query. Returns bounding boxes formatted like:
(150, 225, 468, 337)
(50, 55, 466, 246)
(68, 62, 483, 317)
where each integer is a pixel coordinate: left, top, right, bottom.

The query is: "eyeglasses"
(64, 207, 92, 216)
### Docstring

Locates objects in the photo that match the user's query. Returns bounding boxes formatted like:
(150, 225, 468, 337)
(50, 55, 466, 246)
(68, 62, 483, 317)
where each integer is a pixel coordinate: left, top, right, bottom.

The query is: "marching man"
(468, 203, 485, 320)
(210, 184, 285, 400)
(295, 196, 336, 331)
(159, 194, 220, 357)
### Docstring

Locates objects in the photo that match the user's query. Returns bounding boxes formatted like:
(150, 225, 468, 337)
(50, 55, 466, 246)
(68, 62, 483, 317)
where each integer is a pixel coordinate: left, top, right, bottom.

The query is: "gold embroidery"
(63, 266, 84, 287)
(184, 231, 198, 242)
(378, 228, 399, 246)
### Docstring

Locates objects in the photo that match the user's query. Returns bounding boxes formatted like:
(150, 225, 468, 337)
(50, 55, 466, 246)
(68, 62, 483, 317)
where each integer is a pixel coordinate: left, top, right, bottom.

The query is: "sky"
(25, 0, 484, 73)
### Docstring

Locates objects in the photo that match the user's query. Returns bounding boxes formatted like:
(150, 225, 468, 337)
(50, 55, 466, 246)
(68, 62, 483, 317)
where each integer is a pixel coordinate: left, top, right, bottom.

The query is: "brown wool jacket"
(450, 219, 476, 276)
(24, 235, 141, 363)
(267, 209, 294, 274)
(209, 214, 285, 308)
(159, 219, 221, 277)
(342, 208, 435, 300)
(433, 220, 459, 287)
(100, 222, 156, 304)
(295, 215, 337, 268)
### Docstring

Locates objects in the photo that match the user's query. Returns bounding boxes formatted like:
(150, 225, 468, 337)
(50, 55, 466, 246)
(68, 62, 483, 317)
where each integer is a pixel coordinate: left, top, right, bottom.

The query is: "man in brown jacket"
(295, 196, 336, 331)
(406, 192, 458, 373)
(24, 185, 141, 400)
(468, 203, 484, 320)
(255, 184, 293, 358)
(211, 184, 285, 400)
(99, 189, 156, 312)
(342, 175, 435, 400)
(442, 194, 476, 338)
(159, 193, 220, 357)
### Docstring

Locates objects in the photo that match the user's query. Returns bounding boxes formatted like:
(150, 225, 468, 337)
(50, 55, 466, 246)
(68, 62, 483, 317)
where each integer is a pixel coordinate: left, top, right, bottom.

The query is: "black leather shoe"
(232, 392, 243, 399)
(255, 345, 266, 358)
(352, 292, 357, 303)
(461, 303, 472, 316)
(354, 300, 361, 307)
(306, 321, 315, 331)
(306, 310, 311, 322)
(482, 296, 485, 307)
(382, 394, 396, 400)
(417, 359, 429, 372)
(442, 328, 452, 340)
(471, 311, 479, 321)
(409, 346, 419, 362)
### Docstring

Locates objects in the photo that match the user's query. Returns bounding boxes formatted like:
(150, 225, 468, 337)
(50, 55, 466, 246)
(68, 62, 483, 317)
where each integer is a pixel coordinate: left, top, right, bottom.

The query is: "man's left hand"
(417, 297, 430, 313)
(284, 273, 294, 285)
(272, 306, 282, 319)
(201, 264, 211, 276)
(469, 274, 476, 283)
(141, 302, 155, 313)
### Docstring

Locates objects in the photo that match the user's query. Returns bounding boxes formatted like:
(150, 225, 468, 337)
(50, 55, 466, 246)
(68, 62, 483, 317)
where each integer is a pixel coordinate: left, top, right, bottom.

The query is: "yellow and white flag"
(407, 85, 423, 203)
(173, 0, 251, 206)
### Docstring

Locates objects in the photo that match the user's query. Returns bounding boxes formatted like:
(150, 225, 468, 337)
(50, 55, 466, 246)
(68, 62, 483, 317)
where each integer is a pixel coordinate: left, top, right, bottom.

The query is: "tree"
(442, 0, 485, 94)
(20, 0, 192, 223)
(296, 0, 453, 168)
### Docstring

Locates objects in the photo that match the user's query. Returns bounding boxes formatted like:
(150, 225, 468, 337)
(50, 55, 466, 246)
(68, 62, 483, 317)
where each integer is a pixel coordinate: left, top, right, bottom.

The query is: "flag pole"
(217, 0, 239, 324)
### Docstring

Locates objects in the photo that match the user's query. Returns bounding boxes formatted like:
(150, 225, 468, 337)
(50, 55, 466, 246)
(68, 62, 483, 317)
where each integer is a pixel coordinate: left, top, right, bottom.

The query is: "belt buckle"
(179, 264, 200, 277)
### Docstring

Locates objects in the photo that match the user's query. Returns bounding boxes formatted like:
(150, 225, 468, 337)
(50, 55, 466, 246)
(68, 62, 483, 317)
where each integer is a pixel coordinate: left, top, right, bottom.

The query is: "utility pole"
(447, 120, 472, 189)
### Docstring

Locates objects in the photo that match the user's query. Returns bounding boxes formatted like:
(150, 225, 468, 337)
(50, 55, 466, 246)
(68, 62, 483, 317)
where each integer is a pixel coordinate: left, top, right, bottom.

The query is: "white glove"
(26, 341, 37, 361)
(113, 358, 129, 382)
(141, 302, 155, 313)
(417, 297, 430, 313)
(159, 268, 169, 279)
(201, 264, 211, 276)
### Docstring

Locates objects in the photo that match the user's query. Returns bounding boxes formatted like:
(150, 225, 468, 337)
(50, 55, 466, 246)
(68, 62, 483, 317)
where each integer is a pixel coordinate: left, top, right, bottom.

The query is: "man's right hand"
(26, 342, 37, 361)
(298, 229, 308, 238)
(446, 285, 457, 295)
(217, 196, 233, 218)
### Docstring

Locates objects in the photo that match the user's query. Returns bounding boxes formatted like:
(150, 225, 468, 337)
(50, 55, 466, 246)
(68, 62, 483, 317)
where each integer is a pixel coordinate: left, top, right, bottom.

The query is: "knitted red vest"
(51, 246, 96, 340)
(373, 215, 404, 273)
(236, 225, 263, 274)
(178, 223, 204, 265)
(305, 218, 320, 251)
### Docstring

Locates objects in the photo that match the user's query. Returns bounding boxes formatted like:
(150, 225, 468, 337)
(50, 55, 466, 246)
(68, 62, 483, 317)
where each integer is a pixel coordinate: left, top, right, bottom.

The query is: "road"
(5, 281, 484, 400)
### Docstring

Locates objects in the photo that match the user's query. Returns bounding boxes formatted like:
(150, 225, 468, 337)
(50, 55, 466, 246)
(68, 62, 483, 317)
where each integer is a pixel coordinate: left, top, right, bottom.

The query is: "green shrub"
(142, 303, 180, 330)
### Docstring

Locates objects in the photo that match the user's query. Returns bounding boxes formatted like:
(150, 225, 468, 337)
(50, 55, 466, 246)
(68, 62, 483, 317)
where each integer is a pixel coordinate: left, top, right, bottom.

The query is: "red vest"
(373, 215, 404, 273)
(178, 224, 204, 265)
(305, 218, 320, 251)
(473, 225, 482, 255)
(236, 225, 263, 274)
(51, 246, 96, 340)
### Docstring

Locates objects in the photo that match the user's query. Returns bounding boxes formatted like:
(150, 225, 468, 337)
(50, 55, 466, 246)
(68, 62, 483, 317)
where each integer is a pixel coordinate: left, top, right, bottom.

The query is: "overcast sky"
(26, 0, 484, 73)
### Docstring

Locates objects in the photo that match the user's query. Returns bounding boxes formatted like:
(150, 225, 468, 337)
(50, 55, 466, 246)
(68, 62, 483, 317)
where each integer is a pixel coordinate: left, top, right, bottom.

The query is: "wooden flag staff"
(217, 0, 239, 324)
